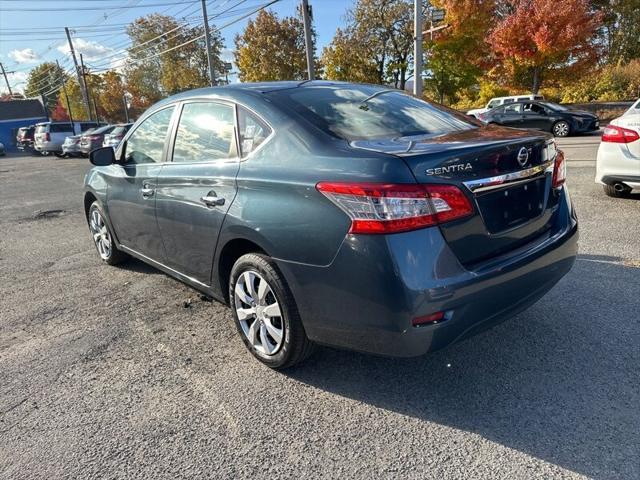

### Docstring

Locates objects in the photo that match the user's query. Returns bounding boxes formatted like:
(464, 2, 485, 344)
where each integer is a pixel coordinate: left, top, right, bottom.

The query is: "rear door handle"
(141, 185, 155, 198)
(201, 193, 225, 207)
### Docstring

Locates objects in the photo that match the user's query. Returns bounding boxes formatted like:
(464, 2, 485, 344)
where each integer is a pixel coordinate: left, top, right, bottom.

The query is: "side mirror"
(90, 146, 115, 166)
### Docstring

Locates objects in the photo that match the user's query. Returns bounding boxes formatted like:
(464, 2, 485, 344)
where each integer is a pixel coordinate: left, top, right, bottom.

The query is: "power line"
(0, 0, 199, 12)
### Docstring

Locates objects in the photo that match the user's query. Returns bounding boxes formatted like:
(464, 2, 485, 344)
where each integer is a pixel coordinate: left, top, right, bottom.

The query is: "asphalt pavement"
(0, 136, 638, 479)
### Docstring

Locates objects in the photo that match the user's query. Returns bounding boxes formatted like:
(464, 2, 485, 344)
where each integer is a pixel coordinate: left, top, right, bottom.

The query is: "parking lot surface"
(1, 135, 638, 479)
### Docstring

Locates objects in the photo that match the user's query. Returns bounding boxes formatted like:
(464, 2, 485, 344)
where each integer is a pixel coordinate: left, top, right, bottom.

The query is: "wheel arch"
(216, 237, 268, 304)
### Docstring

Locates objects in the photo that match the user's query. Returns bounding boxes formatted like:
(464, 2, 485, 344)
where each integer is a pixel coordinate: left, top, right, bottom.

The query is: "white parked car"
(34, 121, 103, 156)
(595, 99, 640, 197)
(467, 94, 545, 118)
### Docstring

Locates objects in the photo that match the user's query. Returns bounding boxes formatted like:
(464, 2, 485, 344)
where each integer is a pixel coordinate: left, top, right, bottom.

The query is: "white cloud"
(8, 48, 39, 64)
(57, 38, 115, 62)
(4, 71, 28, 94)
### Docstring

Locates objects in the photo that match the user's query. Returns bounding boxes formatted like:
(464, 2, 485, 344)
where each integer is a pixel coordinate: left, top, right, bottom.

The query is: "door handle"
(201, 194, 225, 207)
(141, 186, 155, 198)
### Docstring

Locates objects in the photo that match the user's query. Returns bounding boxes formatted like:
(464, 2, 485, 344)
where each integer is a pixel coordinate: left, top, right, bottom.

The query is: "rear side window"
(50, 123, 73, 133)
(517, 97, 529, 101)
(271, 86, 476, 141)
(487, 100, 500, 108)
(172, 102, 237, 163)
(238, 108, 271, 157)
(503, 98, 515, 104)
(504, 104, 522, 113)
(125, 106, 175, 164)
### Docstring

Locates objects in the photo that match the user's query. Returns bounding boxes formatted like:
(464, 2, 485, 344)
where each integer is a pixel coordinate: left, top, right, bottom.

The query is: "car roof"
(151, 80, 382, 109)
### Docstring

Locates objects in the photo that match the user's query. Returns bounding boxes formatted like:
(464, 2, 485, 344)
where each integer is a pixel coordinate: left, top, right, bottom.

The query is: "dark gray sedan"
(84, 81, 578, 368)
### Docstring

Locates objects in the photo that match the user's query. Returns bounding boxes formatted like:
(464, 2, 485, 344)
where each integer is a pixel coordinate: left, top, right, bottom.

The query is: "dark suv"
(84, 81, 578, 368)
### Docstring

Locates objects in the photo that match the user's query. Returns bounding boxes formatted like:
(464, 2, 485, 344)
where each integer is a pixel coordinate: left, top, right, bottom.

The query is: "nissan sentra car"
(84, 81, 578, 368)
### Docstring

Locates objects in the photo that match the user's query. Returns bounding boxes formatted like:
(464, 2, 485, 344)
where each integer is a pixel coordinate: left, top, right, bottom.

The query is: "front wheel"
(552, 120, 570, 137)
(229, 253, 314, 369)
(88, 202, 128, 265)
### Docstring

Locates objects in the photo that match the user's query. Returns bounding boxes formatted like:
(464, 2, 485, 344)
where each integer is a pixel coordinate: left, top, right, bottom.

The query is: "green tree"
(234, 9, 313, 81)
(347, 0, 413, 88)
(592, 0, 640, 63)
(125, 14, 225, 108)
(321, 28, 379, 83)
(24, 62, 67, 113)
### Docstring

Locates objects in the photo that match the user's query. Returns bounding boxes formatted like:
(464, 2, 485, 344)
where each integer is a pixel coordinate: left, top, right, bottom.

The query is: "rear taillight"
(316, 182, 474, 234)
(552, 151, 566, 189)
(602, 125, 639, 143)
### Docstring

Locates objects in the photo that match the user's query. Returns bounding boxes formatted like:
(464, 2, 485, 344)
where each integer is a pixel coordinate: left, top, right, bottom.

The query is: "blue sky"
(0, 0, 354, 92)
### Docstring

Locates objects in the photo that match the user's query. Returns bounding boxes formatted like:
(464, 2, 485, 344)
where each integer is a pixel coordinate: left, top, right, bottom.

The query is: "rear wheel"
(88, 202, 128, 265)
(229, 253, 314, 369)
(603, 183, 631, 198)
(552, 120, 570, 137)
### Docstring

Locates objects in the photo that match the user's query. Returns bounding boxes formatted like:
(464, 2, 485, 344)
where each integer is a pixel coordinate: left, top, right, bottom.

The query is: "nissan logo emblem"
(517, 147, 529, 167)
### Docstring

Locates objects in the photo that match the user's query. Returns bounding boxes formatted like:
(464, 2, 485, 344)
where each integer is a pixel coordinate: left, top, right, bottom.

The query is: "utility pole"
(56, 60, 74, 127)
(301, 0, 314, 80)
(65, 27, 91, 119)
(123, 95, 130, 123)
(79, 54, 96, 122)
(0, 63, 13, 96)
(413, 0, 423, 97)
(200, 0, 216, 86)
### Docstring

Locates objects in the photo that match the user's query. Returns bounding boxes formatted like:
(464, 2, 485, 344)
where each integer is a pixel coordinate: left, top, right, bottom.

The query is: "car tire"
(603, 184, 631, 198)
(88, 201, 128, 265)
(552, 120, 570, 137)
(229, 253, 315, 369)
(55, 152, 65, 158)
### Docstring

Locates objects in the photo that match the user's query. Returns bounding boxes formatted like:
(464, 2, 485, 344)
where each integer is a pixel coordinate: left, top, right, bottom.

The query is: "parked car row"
(15, 121, 133, 157)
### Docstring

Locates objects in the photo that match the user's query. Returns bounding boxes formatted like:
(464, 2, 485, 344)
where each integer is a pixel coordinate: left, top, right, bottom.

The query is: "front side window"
(125, 106, 175, 164)
(238, 107, 271, 157)
(172, 102, 237, 163)
(270, 86, 476, 141)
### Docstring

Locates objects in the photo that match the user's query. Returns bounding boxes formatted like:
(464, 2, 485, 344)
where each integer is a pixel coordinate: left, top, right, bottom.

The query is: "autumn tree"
(425, 0, 495, 103)
(24, 62, 67, 113)
(50, 99, 70, 121)
(234, 9, 313, 81)
(98, 71, 128, 123)
(321, 28, 379, 83)
(489, 0, 603, 93)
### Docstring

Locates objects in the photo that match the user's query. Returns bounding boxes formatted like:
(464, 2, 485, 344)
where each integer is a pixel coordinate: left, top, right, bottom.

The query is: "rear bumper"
(62, 144, 81, 155)
(34, 142, 62, 153)
(277, 187, 578, 357)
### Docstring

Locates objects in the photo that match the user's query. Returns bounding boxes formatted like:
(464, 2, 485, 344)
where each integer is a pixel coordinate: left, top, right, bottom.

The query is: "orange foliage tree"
(489, 0, 602, 93)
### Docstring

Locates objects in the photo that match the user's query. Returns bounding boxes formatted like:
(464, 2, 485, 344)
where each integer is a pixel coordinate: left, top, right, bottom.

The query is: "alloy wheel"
(89, 209, 112, 260)
(553, 121, 569, 137)
(234, 270, 284, 356)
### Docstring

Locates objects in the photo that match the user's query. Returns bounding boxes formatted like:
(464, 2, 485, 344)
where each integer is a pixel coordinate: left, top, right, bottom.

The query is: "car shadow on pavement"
(287, 255, 639, 479)
(118, 258, 162, 275)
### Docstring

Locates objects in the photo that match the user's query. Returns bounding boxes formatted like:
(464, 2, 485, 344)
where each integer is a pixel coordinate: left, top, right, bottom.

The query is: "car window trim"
(235, 103, 275, 160)
(117, 103, 179, 166)
(166, 99, 240, 166)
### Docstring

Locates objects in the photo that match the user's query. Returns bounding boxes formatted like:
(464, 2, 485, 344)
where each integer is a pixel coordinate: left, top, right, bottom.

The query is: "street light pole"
(413, 0, 423, 97)
(200, 0, 216, 87)
(301, 0, 315, 80)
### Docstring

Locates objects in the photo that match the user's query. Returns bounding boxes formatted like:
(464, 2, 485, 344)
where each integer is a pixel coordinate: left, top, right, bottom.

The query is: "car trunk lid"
(351, 125, 560, 266)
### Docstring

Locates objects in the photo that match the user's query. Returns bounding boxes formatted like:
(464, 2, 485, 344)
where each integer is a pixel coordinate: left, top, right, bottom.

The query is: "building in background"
(0, 98, 48, 153)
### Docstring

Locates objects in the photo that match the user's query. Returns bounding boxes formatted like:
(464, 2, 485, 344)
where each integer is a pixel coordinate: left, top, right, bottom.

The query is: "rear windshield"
(111, 125, 130, 135)
(270, 85, 477, 141)
(50, 123, 73, 133)
(91, 125, 114, 134)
